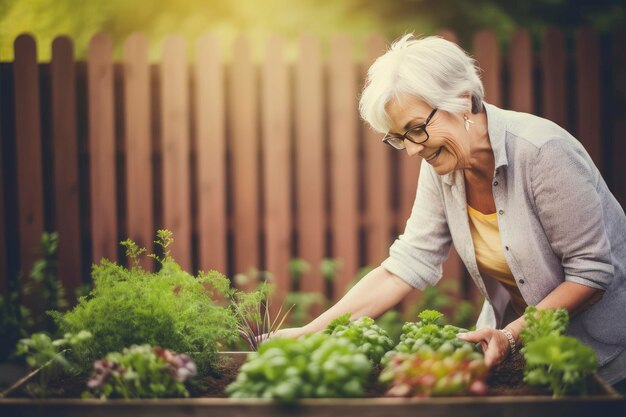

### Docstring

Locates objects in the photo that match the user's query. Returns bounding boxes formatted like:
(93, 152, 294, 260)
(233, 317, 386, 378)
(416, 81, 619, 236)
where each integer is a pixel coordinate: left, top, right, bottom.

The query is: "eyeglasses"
(382, 108, 438, 150)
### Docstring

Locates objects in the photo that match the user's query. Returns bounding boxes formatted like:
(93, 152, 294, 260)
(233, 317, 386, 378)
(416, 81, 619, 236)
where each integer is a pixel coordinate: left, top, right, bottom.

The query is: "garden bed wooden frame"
(1, 352, 623, 417)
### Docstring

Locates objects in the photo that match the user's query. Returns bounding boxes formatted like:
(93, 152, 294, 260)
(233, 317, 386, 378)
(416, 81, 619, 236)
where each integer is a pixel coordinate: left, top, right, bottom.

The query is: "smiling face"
(385, 94, 471, 175)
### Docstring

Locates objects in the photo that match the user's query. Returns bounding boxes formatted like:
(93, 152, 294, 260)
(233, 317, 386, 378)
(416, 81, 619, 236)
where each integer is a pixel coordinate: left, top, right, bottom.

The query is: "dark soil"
(3, 353, 587, 399)
(487, 353, 548, 396)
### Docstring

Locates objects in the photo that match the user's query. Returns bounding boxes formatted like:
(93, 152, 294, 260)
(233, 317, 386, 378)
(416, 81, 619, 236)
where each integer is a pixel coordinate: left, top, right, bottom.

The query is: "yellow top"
(467, 204, 527, 316)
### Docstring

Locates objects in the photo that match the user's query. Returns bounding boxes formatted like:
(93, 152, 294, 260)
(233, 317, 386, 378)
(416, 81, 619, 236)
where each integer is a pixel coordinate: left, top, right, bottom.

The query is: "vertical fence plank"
(195, 34, 227, 274)
(228, 36, 259, 278)
(51, 36, 82, 299)
(473, 31, 502, 107)
(295, 34, 326, 301)
(87, 33, 118, 263)
(328, 34, 359, 300)
(541, 28, 567, 129)
(123, 33, 153, 269)
(575, 28, 602, 172)
(160, 36, 191, 270)
(363, 34, 392, 267)
(611, 28, 626, 209)
(0, 70, 7, 295)
(14, 34, 44, 288)
(509, 29, 534, 113)
(262, 35, 291, 303)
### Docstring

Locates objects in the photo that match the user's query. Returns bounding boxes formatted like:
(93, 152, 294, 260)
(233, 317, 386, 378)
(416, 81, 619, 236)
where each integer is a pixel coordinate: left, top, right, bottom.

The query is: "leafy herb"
(523, 335, 597, 397)
(383, 310, 471, 364)
(8, 331, 92, 398)
(520, 306, 569, 345)
(324, 313, 394, 364)
(85, 345, 197, 399)
(226, 333, 371, 402)
(520, 307, 597, 397)
(380, 346, 488, 397)
(51, 230, 240, 373)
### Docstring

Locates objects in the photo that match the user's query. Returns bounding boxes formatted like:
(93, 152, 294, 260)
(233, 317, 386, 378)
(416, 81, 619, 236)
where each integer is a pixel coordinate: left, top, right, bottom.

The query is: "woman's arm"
(274, 266, 414, 338)
(458, 282, 604, 367)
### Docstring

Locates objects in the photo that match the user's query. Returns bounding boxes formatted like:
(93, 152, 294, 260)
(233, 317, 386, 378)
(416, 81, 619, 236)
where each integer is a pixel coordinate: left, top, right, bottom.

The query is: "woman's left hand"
(457, 328, 511, 367)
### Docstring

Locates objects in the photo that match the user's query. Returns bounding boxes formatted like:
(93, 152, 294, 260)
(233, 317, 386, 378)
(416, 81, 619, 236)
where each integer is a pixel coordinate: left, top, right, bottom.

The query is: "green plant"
(520, 307, 597, 397)
(520, 306, 569, 345)
(231, 284, 294, 351)
(523, 334, 597, 397)
(226, 333, 371, 402)
(383, 310, 472, 364)
(51, 230, 241, 374)
(85, 344, 197, 399)
(379, 346, 488, 397)
(25, 231, 67, 310)
(376, 310, 404, 345)
(324, 313, 394, 364)
(8, 331, 92, 398)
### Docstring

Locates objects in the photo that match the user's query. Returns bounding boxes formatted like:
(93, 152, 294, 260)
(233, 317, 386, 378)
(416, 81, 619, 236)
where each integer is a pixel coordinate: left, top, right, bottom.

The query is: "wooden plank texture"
(87, 33, 118, 263)
(508, 29, 534, 113)
(195, 33, 227, 274)
(122, 33, 153, 269)
(294, 34, 326, 302)
(473, 31, 502, 107)
(328, 34, 359, 300)
(13, 34, 45, 286)
(541, 28, 567, 128)
(50, 36, 82, 298)
(160, 36, 191, 270)
(362, 34, 392, 267)
(575, 28, 602, 172)
(261, 35, 292, 303)
(228, 36, 260, 278)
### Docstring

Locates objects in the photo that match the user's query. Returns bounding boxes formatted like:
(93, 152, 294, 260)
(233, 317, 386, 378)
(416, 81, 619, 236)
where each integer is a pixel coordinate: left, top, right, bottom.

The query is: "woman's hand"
(256, 327, 307, 344)
(457, 328, 511, 367)
(270, 327, 307, 339)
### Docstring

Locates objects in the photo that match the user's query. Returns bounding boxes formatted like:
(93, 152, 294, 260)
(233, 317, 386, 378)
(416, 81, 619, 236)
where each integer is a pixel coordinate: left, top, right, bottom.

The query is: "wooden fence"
(1, 28, 625, 312)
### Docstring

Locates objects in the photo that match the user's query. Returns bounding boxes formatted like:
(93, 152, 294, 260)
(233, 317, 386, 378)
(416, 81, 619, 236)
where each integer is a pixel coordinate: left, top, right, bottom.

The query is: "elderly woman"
(277, 34, 626, 385)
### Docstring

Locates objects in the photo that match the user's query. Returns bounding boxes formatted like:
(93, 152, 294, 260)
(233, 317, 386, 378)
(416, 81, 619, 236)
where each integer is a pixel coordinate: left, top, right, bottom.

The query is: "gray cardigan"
(381, 103, 626, 367)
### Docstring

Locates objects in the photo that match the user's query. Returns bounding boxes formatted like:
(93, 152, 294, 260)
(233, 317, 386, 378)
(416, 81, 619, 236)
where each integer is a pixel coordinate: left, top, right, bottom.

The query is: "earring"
(464, 114, 474, 132)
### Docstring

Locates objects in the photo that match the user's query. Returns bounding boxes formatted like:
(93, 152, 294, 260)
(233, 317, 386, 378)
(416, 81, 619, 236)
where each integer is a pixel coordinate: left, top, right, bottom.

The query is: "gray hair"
(359, 34, 484, 133)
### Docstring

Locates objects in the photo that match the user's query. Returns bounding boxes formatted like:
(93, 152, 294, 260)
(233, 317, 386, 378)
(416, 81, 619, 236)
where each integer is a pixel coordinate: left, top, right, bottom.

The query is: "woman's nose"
(404, 140, 424, 157)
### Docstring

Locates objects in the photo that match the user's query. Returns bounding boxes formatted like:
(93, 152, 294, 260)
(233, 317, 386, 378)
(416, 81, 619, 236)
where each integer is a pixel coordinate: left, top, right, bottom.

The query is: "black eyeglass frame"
(382, 108, 438, 149)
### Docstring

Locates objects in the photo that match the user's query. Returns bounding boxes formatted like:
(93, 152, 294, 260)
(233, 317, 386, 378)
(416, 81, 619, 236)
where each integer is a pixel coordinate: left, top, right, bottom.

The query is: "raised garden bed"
(1, 352, 623, 417)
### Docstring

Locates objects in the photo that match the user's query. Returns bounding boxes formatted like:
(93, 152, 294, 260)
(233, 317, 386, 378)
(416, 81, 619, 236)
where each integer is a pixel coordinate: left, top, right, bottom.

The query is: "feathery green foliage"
(52, 230, 239, 374)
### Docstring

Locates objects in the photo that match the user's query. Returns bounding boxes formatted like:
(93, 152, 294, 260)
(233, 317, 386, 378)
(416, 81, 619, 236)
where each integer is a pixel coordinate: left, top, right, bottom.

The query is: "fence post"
(122, 33, 153, 269)
(195, 33, 227, 274)
(328, 34, 359, 300)
(575, 28, 602, 172)
(509, 29, 534, 113)
(13, 34, 45, 290)
(228, 36, 260, 280)
(541, 28, 567, 129)
(87, 33, 118, 263)
(51, 36, 82, 299)
(295, 34, 326, 307)
(262, 35, 292, 306)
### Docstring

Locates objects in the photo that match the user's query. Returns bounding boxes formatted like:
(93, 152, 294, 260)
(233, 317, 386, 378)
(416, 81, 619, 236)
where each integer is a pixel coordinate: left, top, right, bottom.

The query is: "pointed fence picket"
(1, 28, 623, 319)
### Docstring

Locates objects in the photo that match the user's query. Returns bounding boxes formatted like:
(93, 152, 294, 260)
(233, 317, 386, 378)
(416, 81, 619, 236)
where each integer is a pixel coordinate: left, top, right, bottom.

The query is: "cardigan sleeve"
(531, 139, 614, 290)
(381, 162, 453, 289)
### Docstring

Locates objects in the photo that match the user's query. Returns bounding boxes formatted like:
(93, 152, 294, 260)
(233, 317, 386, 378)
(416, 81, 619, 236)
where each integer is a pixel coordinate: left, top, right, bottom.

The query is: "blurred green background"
(1, 0, 625, 61)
